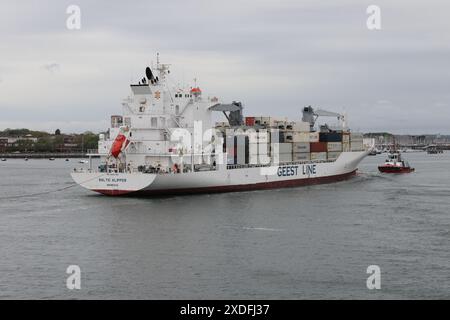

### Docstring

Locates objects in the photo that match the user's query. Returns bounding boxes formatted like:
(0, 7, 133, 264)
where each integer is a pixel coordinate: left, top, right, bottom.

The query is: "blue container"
(319, 132, 342, 142)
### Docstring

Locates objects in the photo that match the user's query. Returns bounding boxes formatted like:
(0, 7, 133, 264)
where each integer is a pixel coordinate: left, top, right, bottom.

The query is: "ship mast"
(155, 52, 170, 83)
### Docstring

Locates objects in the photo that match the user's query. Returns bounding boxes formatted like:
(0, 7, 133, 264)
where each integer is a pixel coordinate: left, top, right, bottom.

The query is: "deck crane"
(209, 101, 244, 126)
(302, 106, 347, 131)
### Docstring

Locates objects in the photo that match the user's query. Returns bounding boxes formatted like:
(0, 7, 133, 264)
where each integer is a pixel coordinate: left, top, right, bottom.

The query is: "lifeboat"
(110, 126, 131, 158)
(190, 87, 202, 97)
(378, 152, 414, 173)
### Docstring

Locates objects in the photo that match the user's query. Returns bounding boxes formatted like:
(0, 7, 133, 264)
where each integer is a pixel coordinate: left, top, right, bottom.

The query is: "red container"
(310, 142, 327, 153)
(245, 117, 255, 126)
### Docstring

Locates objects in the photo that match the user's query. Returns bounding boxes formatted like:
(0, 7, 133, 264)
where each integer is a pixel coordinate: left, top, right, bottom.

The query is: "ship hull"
(378, 166, 415, 173)
(71, 151, 368, 196)
(132, 169, 356, 196)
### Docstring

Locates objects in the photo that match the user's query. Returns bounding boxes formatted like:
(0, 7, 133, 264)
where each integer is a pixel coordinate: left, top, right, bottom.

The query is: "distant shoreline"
(0, 153, 99, 159)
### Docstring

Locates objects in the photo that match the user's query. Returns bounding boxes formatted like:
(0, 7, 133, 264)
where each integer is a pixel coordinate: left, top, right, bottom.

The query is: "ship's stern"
(70, 171, 156, 196)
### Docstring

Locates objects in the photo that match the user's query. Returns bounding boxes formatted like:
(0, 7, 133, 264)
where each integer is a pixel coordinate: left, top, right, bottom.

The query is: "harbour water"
(0, 152, 449, 299)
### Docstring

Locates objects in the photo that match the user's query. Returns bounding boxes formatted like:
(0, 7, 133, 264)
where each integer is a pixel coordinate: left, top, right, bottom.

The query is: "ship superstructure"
(71, 56, 372, 196)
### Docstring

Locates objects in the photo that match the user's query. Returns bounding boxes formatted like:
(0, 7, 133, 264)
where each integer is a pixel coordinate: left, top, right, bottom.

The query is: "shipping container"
(309, 132, 319, 142)
(250, 142, 270, 155)
(327, 151, 342, 160)
(292, 152, 310, 161)
(319, 132, 342, 142)
(269, 130, 287, 143)
(276, 143, 293, 154)
(285, 133, 293, 142)
(247, 130, 270, 144)
(310, 142, 327, 153)
(292, 121, 310, 132)
(227, 157, 235, 165)
(310, 152, 327, 161)
(342, 132, 350, 143)
(277, 131, 286, 143)
(245, 117, 255, 126)
(292, 142, 310, 153)
(327, 142, 342, 152)
(273, 152, 292, 163)
(350, 141, 364, 151)
(350, 132, 364, 141)
(261, 117, 271, 126)
(342, 141, 351, 152)
(215, 121, 229, 127)
(292, 131, 310, 142)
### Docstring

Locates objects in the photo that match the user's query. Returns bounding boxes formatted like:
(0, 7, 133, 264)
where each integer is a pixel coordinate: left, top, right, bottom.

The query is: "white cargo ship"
(71, 56, 371, 196)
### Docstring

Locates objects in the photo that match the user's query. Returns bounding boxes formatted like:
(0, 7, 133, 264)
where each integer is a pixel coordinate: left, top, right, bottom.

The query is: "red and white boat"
(378, 152, 415, 173)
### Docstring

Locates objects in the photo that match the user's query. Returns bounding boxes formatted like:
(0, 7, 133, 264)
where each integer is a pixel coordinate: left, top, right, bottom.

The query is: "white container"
(292, 142, 310, 153)
(227, 155, 235, 165)
(342, 141, 351, 152)
(350, 132, 364, 141)
(292, 132, 310, 142)
(249, 142, 270, 155)
(327, 142, 342, 152)
(310, 152, 327, 161)
(261, 117, 271, 125)
(285, 122, 294, 130)
(309, 132, 319, 142)
(248, 130, 270, 144)
(342, 133, 350, 143)
(327, 151, 342, 160)
(284, 133, 293, 142)
(277, 143, 293, 154)
(273, 152, 292, 163)
(274, 120, 286, 129)
(215, 121, 228, 127)
(292, 121, 310, 132)
(293, 152, 310, 161)
(248, 143, 259, 155)
(351, 141, 364, 151)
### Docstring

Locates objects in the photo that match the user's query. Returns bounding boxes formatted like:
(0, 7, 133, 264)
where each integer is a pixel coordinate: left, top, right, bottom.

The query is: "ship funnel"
(145, 67, 154, 81)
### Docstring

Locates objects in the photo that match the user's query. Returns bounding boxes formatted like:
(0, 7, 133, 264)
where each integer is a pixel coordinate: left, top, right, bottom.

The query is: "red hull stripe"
(378, 167, 414, 173)
(92, 189, 134, 196)
(93, 170, 357, 196)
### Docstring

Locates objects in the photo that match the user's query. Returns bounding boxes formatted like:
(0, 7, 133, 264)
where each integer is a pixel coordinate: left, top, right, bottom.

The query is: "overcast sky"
(1, 0, 449, 134)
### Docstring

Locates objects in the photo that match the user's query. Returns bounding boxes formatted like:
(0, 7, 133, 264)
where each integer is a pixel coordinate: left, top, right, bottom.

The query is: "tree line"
(0, 129, 99, 153)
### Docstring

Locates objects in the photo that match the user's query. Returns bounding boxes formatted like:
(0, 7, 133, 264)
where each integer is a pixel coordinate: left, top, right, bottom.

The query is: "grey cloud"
(0, 0, 450, 133)
(43, 63, 60, 73)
